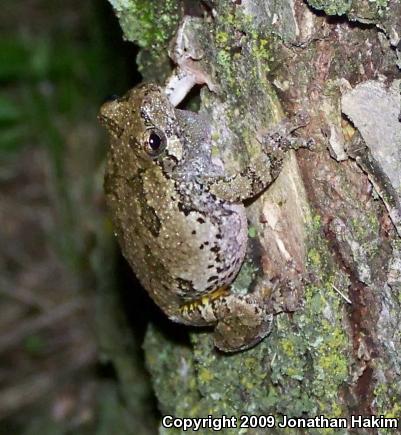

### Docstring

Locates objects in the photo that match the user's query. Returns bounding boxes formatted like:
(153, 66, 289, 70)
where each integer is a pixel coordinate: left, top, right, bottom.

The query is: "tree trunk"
(99, 0, 401, 432)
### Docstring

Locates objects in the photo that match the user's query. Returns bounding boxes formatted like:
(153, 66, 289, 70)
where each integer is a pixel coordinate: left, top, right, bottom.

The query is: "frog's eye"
(142, 128, 167, 157)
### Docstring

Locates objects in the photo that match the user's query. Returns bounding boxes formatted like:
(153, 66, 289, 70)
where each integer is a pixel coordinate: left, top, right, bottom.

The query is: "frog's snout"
(98, 99, 118, 124)
(98, 99, 124, 137)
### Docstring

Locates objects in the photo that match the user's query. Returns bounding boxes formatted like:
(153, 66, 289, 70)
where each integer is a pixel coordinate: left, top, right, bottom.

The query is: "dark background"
(0, 1, 158, 433)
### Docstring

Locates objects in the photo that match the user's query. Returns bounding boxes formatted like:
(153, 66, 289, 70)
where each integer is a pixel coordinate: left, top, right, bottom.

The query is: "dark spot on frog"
(191, 230, 196, 235)
(197, 217, 205, 224)
(141, 206, 161, 238)
(130, 175, 161, 237)
(228, 270, 236, 278)
(207, 275, 219, 283)
(178, 202, 191, 216)
(176, 277, 196, 298)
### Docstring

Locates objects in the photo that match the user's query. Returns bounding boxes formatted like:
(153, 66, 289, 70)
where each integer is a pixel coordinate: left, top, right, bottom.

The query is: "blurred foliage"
(0, 0, 138, 271)
(0, 0, 137, 190)
(0, 9, 132, 152)
(0, 1, 154, 434)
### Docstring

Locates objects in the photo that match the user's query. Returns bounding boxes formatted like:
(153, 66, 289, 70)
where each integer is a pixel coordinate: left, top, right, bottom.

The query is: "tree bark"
(100, 0, 401, 432)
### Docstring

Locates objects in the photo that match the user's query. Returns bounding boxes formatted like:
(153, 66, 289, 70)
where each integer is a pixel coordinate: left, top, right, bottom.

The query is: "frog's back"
(105, 156, 248, 322)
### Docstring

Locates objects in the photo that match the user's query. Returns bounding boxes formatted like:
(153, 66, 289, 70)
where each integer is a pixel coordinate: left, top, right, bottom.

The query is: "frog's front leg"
(260, 113, 314, 179)
(180, 287, 273, 352)
(208, 114, 312, 203)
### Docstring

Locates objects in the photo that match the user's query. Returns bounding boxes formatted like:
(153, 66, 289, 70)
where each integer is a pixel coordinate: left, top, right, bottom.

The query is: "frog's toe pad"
(213, 313, 273, 353)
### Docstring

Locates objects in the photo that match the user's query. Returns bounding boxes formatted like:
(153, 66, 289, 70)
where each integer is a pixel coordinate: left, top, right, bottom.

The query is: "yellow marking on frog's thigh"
(180, 287, 230, 316)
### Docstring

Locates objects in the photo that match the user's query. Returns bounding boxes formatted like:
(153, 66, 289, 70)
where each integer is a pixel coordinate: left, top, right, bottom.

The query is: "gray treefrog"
(99, 83, 308, 352)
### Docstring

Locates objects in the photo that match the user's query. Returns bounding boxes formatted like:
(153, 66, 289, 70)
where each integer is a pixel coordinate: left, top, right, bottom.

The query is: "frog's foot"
(179, 287, 273, 352)
(259, 113, 314, 154)
(212, 293, 273, 352)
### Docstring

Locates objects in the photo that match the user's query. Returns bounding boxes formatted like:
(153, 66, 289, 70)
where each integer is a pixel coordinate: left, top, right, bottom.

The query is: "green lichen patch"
(212, 6, 274, 101)
(306, 0, 353, 16)
(374, 382, 401, 434)
(349, 0, 390, 20)
(143, 324, 202, 417)
(266, 278, 350, 419)
(230, 259, 259, 296)
(190, 332, 273, 416)
(199, 2, 284, 179)
(108, 0, 180, 49)
(107, 0, 180, 79)
(274, 219, 352, 418)
(307, 0, 391, 21)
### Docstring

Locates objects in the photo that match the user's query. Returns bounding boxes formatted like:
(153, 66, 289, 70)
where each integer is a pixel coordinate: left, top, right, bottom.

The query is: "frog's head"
(99, 83, 185, 172)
